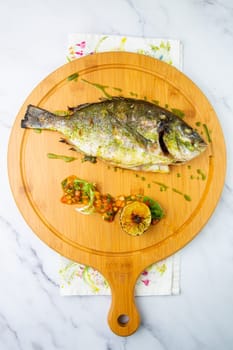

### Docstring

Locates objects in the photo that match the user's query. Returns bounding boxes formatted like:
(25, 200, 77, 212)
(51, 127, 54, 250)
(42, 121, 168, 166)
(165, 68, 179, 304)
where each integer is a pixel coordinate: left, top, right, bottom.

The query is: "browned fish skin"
(21, 98, 207, 172)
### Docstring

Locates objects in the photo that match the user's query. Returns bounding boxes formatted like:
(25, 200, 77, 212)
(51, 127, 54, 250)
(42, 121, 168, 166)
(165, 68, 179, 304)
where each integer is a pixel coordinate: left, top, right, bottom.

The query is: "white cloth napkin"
(59, 33, 183, 296)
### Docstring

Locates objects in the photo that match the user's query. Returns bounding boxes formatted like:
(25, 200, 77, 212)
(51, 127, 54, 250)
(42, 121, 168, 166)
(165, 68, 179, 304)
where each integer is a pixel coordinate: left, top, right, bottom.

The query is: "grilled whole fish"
(21, 98, 207, 172)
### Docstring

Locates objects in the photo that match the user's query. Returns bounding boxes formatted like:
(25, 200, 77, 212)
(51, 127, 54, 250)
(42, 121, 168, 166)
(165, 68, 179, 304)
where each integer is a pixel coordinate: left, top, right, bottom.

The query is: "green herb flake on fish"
(21, 97, 207, 173)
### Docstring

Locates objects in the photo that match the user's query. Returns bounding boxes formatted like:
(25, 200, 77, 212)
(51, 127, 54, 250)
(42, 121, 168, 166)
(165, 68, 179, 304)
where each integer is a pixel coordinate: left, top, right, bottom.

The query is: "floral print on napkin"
(66, 34, 182, 69)
(60, 254, 180, 296)
(59, 34, 182, 296)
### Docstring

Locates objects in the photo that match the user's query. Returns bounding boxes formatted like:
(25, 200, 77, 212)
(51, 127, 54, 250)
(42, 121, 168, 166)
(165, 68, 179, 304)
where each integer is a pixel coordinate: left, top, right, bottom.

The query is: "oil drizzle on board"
(81, 78, 112, 98)
(153, 181, 169, 192)
(113, 87, 123, 93)
(203, 123, 212, 143)
(152, 181, 192, 201)
(77, 78, 205, 126)
(47, 153, 77, 162)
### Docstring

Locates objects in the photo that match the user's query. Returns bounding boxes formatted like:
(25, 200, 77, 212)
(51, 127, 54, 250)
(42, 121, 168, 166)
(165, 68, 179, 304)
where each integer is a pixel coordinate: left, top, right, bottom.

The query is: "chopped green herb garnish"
(67, 72, 79, 81)
(171, 108, 185, 119)
(197, 169, 206, 180)
(184, 194, 192, 201)
(113, 87, 123, 92)
(203, 123, 212, 143)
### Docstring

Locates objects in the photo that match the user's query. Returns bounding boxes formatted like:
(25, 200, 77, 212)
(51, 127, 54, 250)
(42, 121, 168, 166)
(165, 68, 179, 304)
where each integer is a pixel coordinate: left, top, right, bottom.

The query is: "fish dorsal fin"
(67, 97, 136, 113)
(67, 98, 115, 113)
(68, 102, 94, 113)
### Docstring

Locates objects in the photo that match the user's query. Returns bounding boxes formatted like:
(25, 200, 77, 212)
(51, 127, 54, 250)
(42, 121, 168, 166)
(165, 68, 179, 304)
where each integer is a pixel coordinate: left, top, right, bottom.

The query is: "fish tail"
(21, 105, 57, 130)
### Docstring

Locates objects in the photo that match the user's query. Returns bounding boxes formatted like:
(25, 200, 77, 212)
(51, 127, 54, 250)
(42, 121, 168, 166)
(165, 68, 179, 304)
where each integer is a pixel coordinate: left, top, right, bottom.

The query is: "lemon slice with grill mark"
(120, 201, 152, 236)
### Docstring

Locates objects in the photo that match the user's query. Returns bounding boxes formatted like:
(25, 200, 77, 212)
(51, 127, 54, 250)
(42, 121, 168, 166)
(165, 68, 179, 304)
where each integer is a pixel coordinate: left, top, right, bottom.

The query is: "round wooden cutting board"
(8, 52, 226, 336)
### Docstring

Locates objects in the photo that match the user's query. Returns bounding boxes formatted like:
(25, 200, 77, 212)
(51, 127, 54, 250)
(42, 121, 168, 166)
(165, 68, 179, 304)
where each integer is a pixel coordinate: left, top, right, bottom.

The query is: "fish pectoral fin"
(112, 114, 149, 149)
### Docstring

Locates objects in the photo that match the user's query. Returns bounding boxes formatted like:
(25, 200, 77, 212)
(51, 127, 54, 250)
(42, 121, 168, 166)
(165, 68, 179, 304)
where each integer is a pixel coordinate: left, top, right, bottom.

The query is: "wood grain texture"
(8, 52, 226, 336)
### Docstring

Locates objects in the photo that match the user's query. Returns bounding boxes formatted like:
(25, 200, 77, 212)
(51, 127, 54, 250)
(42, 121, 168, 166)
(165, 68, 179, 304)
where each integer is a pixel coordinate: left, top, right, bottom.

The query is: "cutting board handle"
(107, 270, 140, 336)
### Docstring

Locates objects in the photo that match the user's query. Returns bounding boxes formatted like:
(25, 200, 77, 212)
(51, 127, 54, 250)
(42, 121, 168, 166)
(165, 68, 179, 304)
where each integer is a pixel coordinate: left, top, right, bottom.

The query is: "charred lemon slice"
(120, 201, 152, 236)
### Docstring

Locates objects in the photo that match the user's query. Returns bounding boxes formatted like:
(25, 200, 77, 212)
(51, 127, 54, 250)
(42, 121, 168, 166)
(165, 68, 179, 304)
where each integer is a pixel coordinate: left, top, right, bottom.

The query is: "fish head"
(160, 119, 207, 162)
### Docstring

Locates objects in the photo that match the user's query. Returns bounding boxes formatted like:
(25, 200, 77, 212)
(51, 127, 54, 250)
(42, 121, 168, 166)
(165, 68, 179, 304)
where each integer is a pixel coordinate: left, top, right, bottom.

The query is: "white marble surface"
(1, 0, 233, 348)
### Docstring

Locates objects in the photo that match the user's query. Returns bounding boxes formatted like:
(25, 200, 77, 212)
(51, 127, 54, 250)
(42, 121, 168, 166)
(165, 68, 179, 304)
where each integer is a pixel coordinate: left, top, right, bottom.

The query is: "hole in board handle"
(117, 314, 130, 327)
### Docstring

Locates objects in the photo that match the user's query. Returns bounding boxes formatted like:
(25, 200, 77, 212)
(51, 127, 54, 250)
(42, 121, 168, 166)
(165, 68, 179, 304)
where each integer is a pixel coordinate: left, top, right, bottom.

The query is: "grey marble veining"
(1, 0, 233, 349)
